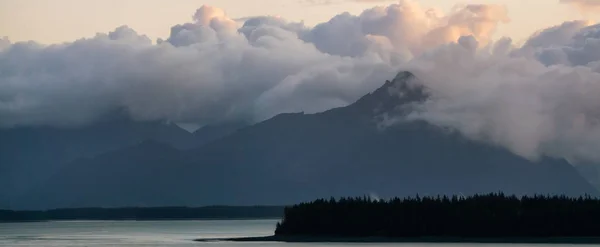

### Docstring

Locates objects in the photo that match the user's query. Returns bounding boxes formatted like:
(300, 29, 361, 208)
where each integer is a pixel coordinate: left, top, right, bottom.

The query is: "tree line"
(275, 193, 600, 238)
(0, 206, 283, 222)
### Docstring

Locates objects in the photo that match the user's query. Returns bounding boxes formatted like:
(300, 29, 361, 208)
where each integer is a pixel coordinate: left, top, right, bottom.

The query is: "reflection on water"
(0, 220, 275, 246)
(0, 220, 596, 247)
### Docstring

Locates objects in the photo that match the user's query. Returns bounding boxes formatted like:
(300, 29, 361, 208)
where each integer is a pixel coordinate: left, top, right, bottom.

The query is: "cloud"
(517, 20, 600, 67)
(522, 20, 592, 49)
(0, 37, 10, 51)
(4, 0, 600, 164)
(388, 21, 600, 164)
(0, 1, 505, 128)
(302, 1, 508, 57)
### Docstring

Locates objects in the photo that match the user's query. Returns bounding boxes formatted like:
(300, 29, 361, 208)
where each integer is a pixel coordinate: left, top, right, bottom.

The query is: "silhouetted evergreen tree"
(275, 193, 600, 238)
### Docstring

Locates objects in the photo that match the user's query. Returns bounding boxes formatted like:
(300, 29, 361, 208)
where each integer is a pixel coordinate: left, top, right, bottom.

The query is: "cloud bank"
(397, 20, 600, 163)
(0, 0, 506, 127)
(2, 0, 600, 164)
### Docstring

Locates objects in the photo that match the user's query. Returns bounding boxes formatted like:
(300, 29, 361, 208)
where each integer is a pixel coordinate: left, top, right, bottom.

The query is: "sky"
(0, 0, 594, 44)
(3, 0, 600, 164)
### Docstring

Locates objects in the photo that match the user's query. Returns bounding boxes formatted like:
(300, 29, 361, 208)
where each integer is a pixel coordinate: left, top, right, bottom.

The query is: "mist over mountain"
(2, 1, 600, 165)
(9, 73, 596, 209)
(2, 1, 600, 209)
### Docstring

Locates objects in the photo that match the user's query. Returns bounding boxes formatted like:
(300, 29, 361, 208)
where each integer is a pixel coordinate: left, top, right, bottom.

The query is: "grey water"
(0, 219, 593, 247)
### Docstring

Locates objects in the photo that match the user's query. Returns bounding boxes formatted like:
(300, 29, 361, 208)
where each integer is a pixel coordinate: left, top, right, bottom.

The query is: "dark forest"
(275, 193, 600, 238)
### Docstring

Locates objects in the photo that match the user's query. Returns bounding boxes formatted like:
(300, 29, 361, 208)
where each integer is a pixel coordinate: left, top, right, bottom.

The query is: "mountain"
(11, 72, 599, 209)
(0, 114, 246, 209)
(0, 117, 185, 207)
(576, 163, 600, 189)
(191, 122, 249, 147)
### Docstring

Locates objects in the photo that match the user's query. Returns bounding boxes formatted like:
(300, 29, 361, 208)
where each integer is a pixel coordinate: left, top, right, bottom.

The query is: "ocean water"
(0, 219, 594, 247)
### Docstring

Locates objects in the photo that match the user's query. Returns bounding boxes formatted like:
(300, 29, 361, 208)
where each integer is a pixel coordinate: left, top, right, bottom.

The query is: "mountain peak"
(349, 71, 428, 116)
(381, 71, 415, 89)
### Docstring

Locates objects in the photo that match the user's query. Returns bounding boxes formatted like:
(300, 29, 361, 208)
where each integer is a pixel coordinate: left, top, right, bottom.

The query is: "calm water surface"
(0, 219, 594, 247)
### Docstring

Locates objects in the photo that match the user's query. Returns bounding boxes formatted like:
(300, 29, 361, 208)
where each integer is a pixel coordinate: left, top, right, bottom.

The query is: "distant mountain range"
(2, 72, 597, 209)
(0, 116, 244, 209)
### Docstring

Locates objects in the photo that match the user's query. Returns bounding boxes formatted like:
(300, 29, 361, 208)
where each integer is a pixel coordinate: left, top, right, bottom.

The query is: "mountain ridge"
(5, 71, 598, 209)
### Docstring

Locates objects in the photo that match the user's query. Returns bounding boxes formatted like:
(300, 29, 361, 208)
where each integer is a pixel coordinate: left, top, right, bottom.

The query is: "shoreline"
(195, 235, 600, 244)
(0, 217, 280, 224)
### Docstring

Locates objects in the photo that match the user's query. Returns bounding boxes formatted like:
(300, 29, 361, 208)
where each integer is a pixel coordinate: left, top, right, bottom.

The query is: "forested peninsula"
(202, 193, 600, 243)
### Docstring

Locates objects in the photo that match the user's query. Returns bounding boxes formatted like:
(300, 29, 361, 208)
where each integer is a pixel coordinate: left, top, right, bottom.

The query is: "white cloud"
(392, 21, 600, 163)
(0, 1, 506, 128)
(4, 0, 600, 164)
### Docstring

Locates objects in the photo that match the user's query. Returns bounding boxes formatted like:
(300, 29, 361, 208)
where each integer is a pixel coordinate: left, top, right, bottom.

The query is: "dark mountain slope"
(16, 72, 597, 209)
(184, 72, 595, 203)
(0, 108, 249, 209)
(191, 122, 248, 147)
(21, 140, 193, 208)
